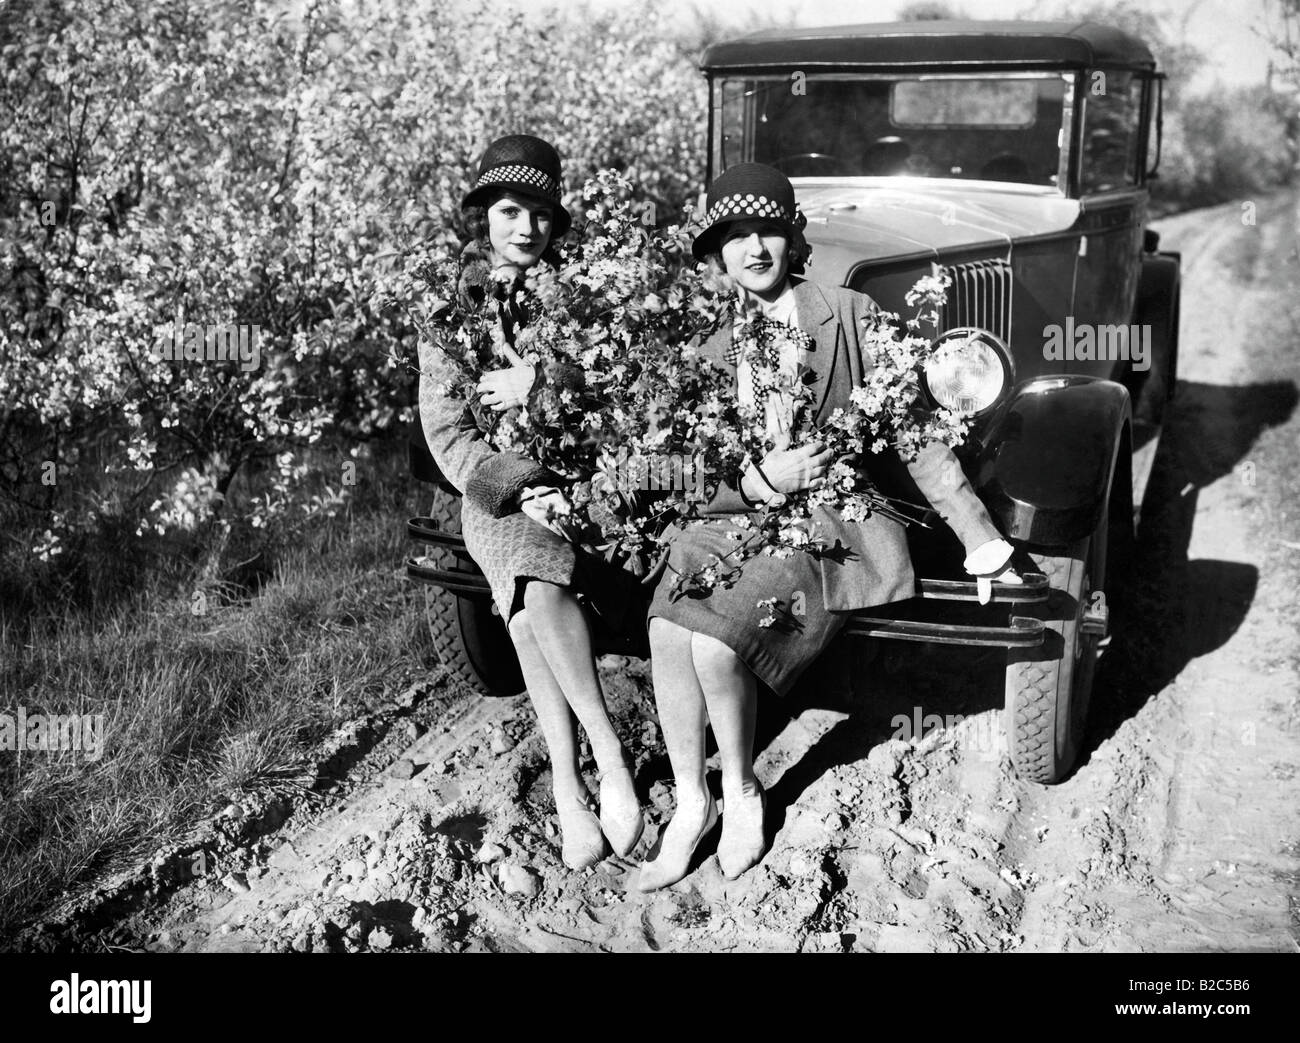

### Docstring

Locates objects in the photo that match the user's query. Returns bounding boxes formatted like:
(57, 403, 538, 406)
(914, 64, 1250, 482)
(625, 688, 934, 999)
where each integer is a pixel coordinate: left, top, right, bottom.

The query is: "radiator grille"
(940, 259, 1013, 344)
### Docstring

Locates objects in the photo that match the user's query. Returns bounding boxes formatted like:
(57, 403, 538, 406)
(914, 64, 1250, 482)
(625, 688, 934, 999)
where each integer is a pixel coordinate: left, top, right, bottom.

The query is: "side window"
(1143, 76, 1162, 179)
(716, 79, 752, 169)
(1080, 69, 1142, 193)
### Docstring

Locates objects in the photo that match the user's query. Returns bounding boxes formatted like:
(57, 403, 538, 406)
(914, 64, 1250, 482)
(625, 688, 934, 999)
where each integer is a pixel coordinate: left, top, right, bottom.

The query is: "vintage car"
(406, 20, 1180, 785)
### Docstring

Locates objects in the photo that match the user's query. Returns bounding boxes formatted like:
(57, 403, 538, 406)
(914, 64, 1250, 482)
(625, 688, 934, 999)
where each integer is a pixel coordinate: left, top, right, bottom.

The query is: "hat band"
(474, 163, 561, 200)
(704, 193, 794, 228)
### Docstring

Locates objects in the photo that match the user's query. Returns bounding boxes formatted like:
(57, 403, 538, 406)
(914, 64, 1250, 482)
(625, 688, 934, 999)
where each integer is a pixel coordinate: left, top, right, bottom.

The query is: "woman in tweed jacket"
(638, 164, 1020, 891)
(418, 135, 643, 870)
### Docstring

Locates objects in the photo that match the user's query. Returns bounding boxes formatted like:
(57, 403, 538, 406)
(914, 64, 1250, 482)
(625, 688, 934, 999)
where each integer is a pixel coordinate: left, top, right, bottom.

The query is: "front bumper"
(405, 517, 1048, 650)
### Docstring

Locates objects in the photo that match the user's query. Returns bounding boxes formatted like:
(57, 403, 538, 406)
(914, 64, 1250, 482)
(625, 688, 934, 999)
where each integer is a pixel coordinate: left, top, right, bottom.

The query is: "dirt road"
(21, 193, 1300, 953)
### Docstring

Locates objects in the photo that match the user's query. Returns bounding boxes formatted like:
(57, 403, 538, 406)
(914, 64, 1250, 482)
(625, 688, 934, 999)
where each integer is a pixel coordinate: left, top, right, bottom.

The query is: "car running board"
(916, 573, 1048, 603)
(407, 517, 476, 562)
(406, 557, 493, 597)
(841, 615, 1045, 647)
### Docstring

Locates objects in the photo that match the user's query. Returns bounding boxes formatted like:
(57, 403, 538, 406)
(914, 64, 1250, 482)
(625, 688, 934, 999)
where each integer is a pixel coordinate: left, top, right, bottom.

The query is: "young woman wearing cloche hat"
(417, 134, 645, 871)
(638, 163, 1021, 891)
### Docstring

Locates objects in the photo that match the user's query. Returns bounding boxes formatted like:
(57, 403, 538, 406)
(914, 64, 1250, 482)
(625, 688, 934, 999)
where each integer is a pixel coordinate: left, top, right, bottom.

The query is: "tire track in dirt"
(995, 191, 1300, 952)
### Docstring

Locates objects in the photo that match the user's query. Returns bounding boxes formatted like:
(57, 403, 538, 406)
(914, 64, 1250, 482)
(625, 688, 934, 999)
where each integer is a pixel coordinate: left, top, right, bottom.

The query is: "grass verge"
(0, 437, 436, 942)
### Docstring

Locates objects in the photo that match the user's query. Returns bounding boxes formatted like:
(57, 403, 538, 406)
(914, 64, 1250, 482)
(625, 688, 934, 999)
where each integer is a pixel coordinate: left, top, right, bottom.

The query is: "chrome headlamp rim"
(922, 326, 1015, 418)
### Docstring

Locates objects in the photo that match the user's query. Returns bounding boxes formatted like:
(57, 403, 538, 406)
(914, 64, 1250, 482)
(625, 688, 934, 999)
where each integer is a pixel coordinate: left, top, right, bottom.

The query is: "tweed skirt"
(647, 518, 848, 697)
(460, 499, 650, 649)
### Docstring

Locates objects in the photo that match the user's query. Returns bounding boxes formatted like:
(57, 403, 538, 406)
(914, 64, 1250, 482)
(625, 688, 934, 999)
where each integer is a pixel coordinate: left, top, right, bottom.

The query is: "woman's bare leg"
(508, 606, 605, 867)
(690, 631, 766, 879)
(689, 632, 759, 796)
(648, 618, 711, 808)
(516, 581, 641, 854)
(638, 618, 718, 891)
(519, 582, 626, 773)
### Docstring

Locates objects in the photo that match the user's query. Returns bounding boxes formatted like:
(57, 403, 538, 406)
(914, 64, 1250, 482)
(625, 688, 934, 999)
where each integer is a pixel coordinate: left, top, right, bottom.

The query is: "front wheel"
(1004, 507, 1110, 784)
(422, 487, 524, 698)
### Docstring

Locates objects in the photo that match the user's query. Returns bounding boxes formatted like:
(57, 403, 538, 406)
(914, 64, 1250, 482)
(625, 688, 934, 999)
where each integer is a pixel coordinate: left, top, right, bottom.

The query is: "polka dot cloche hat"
(461, 134, 571, 238)
(692, 162, 807, 262)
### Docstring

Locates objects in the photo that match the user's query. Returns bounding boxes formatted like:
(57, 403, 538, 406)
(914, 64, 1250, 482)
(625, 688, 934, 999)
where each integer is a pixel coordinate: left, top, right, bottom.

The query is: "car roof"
(700, 20, 1156, 72)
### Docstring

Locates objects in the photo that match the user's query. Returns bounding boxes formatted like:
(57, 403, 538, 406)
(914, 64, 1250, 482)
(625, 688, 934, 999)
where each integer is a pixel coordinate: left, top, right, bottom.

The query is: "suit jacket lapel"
(792, 279, 843, 423)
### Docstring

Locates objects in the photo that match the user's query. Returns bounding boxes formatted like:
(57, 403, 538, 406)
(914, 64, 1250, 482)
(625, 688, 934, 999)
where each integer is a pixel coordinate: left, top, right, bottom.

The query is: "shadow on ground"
(748, 377, 1297, 818)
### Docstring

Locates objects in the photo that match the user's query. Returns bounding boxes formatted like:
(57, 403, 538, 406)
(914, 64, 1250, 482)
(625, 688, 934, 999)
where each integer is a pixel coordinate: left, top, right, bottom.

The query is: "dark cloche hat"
(692, 162, 806, 261)
(461, 134, 571, 238)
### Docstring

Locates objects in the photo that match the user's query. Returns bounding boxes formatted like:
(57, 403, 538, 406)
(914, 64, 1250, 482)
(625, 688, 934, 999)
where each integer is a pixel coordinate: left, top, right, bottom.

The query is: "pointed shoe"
(636, 794, 719, 893)
(556, 795, 609, 871)
(718, 785, 767, 881)
(597, 765, 645, 857)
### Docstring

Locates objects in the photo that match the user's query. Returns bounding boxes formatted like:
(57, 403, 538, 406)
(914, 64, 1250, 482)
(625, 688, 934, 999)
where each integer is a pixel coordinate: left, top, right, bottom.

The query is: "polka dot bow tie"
(725, 315, 814, 402)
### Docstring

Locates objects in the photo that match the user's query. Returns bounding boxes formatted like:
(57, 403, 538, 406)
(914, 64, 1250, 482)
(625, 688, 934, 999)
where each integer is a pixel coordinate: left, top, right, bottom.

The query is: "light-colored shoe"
(597, 765, 645, 858)
(718, 784, 767, 880)
(556, 794, 608, 871)
(636, 793, 719, 893)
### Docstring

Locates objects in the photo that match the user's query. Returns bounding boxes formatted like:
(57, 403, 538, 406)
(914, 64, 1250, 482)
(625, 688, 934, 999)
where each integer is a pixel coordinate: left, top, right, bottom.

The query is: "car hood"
(794, 179, 1082, 272)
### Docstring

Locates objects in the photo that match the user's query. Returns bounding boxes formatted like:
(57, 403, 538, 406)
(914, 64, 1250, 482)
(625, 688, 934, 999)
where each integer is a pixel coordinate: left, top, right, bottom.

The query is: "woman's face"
(486, 192, 553, 272)
(718, 219, 790, 302)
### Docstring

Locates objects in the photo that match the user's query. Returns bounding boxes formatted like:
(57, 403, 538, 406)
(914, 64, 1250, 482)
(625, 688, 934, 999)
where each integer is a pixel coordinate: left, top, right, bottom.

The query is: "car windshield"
(714, 73, 1072, 188)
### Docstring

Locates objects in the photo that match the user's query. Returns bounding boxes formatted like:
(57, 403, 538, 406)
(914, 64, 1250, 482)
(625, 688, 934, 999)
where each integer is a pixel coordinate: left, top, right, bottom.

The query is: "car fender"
(972, 376, 1131, 547)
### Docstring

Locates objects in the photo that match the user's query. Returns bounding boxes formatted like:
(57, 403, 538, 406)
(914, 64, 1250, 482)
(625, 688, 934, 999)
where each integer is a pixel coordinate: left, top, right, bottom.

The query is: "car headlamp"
(924, 327, 1011, 416)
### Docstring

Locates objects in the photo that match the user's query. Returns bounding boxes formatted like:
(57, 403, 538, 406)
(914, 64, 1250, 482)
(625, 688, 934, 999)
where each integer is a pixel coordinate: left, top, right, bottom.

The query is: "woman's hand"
(476, 344, 537, 412)
(964, 537, 1022, 605)
(519, 485, 576, 539)
(741, 438, 834, 504)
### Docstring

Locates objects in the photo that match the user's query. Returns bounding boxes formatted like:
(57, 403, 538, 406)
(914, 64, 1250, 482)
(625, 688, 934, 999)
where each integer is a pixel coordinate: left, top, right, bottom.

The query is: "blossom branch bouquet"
(407, 171, 741, 569)
(805, 269, 975, 516)
(405, 171, 977, 594)
(656, 270, 979, 600)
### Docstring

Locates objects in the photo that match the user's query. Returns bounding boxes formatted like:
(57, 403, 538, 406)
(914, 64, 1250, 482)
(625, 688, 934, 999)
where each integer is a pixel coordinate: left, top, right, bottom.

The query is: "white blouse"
(734, 283, 808, 437)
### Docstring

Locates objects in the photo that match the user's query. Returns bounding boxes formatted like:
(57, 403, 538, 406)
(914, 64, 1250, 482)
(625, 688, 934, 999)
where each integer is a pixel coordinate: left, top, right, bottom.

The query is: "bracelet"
(738, 463, 764, 507)
(742, 460, 789, 508)
(750, 460, 784, 504)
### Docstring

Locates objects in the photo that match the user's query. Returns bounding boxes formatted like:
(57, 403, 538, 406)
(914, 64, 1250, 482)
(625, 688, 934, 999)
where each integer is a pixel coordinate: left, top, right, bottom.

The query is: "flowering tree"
(0, 0, 706, 561)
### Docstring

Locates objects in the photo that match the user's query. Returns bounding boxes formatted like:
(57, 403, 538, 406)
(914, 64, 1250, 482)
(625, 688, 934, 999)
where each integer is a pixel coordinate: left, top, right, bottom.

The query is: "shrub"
(1153, 85, 1296, 213)
(0, 0, 706, 569)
